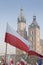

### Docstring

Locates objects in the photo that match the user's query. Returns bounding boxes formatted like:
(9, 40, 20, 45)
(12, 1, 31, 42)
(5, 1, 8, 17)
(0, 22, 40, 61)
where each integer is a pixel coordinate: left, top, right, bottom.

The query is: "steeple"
(18, 8, 26, 23)
(33, 16, 36, 21)
(30, 16, 40, 28)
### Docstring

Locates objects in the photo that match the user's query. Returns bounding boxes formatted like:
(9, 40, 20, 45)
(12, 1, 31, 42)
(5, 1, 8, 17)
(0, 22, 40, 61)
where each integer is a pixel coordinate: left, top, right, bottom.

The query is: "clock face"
(20, 22, 26, 30)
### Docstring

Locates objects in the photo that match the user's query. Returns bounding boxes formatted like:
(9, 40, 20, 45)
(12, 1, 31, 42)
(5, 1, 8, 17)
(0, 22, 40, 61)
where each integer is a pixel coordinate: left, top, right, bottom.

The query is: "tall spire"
(30, 15, 40, 28)
(18, 8, 26, 23)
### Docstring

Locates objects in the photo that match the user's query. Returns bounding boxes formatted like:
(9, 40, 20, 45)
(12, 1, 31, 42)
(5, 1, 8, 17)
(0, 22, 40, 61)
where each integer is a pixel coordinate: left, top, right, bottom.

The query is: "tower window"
(31, 31, 33, 35)
(32, 31, 33, 34)
(32, 37, 33, 41)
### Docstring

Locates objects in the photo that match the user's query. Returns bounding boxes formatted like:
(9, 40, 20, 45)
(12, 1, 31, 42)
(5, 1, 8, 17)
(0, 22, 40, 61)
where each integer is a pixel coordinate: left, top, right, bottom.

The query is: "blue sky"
(0, 0, 43, 54)
(0, 0, 43, 43)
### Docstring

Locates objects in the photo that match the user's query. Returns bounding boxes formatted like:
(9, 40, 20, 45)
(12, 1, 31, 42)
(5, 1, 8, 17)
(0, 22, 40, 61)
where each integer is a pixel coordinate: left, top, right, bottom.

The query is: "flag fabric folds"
(5, 23, 43, 58)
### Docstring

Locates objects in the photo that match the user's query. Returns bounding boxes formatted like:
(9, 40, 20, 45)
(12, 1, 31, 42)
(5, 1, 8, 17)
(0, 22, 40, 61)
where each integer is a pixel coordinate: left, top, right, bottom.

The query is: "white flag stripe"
(6, 23, 33, 50)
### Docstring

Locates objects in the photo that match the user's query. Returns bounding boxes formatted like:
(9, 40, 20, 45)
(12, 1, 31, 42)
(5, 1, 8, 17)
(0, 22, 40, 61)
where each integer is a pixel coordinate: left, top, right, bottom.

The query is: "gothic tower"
(16, 8, 27, 55)
(28, 16, 41, 54)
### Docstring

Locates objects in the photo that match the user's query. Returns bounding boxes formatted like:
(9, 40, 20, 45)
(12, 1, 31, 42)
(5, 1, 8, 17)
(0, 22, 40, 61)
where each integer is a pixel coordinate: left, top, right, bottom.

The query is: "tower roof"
(29, 16, 40, 28)
(18, 8, 26, 23)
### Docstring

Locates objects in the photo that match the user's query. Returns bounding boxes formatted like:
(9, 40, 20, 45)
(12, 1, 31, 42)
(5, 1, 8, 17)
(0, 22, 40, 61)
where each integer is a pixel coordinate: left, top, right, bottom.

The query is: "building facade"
(16, 8, 43, 55)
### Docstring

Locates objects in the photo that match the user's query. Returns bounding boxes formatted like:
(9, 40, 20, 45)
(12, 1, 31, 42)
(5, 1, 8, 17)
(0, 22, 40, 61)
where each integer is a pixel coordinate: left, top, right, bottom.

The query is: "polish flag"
(5, 23, 32, 53)
(10, 58, 13, 65)
(16, 62, 21, 65)
(16, 58, 27, 65)
(20, 58, 27, 65)
(5, 23, 43, 58)
(28, 50, 43, 57)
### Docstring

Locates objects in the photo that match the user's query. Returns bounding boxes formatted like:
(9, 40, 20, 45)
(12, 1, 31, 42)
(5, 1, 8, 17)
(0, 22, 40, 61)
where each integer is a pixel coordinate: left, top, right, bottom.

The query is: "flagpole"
(27, 52, 30, 64)
(4, 43, 7, 65)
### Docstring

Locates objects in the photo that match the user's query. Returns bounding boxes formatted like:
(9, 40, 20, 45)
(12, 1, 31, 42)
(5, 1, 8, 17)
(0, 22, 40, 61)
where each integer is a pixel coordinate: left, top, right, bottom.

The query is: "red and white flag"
(16, 58, 27, 65)
(5, 23, 32, 53)
(10, 58, 13, 65)
(16, 62, 21, 65)
(20, 58, 27, 65)
(5, 23, 43, 58)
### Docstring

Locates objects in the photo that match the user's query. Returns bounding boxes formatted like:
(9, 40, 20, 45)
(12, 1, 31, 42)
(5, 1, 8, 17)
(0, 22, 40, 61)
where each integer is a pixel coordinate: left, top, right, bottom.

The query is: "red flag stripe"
(28, 51, 43, 58)
(5, 32, 29, 53)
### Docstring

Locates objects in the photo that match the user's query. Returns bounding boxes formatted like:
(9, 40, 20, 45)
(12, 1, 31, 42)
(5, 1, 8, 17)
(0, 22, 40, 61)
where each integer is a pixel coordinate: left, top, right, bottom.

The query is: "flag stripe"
(28, 51, 43, 57)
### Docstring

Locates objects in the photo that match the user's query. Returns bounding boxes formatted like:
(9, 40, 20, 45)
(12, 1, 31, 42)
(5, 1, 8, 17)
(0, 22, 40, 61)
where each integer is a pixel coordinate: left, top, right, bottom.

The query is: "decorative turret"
(17, 8, 26, 31)
(30, 16, 40, 28)
(18, 8, 26, 23)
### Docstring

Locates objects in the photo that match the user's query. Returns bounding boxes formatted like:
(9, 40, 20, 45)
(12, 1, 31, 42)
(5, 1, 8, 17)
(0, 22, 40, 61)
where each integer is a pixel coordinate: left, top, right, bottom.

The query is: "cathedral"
(0, 8, 43, 65)
(16, 8, 43, 55)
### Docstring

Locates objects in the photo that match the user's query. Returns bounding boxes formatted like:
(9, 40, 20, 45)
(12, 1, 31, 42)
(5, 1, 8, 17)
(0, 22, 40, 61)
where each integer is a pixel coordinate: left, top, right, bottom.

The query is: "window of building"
(31, 31, 33, 35)
(31, 37, 33, 41)
(30, 37, 33, 42)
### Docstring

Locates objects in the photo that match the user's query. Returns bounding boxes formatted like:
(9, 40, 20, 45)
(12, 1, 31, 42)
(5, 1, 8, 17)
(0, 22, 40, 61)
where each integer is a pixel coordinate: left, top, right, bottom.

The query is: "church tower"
(16, 8, 27, 55)
(28, 16, 41, 54)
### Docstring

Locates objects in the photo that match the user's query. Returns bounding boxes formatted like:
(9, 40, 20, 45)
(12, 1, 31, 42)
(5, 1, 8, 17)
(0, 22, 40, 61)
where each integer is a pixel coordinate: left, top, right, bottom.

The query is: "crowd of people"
(0, 58, 14, 65)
